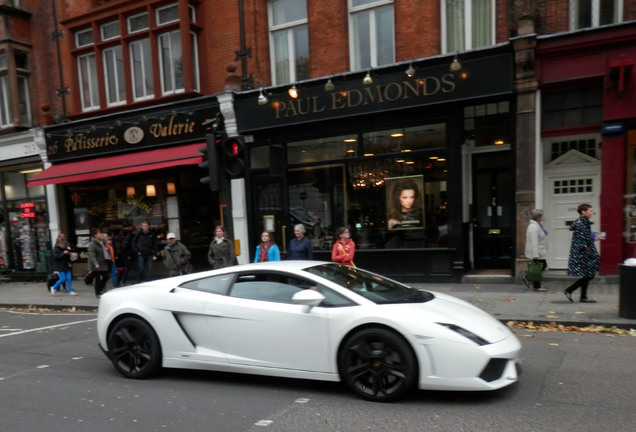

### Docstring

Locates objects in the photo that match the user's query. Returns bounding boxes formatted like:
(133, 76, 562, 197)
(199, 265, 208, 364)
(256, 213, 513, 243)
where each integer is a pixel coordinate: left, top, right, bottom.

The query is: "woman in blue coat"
(254, 232, 280, 262)
(564, 204, 601, 303)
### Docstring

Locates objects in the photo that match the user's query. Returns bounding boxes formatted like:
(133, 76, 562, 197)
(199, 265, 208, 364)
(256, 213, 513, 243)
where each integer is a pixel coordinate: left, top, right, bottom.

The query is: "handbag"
(83, 270, 94, 285)
(526, 260, 543, 282)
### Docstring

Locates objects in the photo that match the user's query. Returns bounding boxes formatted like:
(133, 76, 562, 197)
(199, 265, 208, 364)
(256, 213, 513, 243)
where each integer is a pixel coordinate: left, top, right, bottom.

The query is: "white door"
(543, 150, 600, 270)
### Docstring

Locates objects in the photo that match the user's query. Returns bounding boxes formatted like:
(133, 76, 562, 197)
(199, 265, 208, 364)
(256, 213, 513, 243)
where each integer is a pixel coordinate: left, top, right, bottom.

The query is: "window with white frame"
(349, 0, 394, 71)
(130, 38, 154, 100)
(78, 53, 99, 111)
(442, 0, 494, 53)
(103, 46, 126, 106)
(268, 0, 309, 85)
(0, 50, 32, 128)
(570, 0, 623, 30)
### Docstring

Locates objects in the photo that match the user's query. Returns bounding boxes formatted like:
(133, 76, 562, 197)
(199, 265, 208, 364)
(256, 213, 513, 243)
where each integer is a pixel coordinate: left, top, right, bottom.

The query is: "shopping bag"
(526, 261, 543, 282)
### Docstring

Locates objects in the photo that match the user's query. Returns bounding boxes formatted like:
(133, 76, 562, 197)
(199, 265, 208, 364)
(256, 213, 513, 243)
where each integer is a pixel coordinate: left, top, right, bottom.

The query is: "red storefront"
(536, 22, 636, 275)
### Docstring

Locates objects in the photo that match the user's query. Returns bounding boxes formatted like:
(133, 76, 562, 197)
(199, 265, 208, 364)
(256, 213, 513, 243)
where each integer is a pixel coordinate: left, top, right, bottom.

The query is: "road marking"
(0, 318, 97, 338)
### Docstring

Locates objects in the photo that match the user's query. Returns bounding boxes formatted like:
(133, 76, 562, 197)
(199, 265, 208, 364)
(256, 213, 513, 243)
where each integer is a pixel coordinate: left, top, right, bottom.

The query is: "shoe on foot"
(69, 291, 77, 296)
(563, 289, 573, 303)
(50, 288, 56, 295)
(580, 298, 597, 303)
(533, 287, 547, 292)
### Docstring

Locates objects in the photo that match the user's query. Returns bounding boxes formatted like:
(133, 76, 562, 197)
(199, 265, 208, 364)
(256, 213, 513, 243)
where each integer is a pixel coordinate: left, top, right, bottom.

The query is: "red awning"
(28, 143, 203, 187)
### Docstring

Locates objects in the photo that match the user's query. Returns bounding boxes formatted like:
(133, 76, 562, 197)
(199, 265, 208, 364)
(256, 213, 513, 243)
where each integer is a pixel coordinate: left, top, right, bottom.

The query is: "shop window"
(72, 1, 199, 111)
(463, 102, 510, 147)
(570, 0, 623, 30)
(442, 0, 494, 53)
(349, 0, 394, 71)
(268, 0, 309, 85)
(283, 124, 448, 251)
(543, 87, 602, 130)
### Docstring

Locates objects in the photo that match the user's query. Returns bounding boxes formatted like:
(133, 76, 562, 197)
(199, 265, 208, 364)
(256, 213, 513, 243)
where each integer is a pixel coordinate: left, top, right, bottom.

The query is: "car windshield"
(305, 263, 434, 304)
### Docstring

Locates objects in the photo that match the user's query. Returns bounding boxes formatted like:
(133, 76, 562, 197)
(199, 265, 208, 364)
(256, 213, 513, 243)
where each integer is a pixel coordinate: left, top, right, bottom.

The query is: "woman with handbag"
(524, 209, 548, 291)
(331, 227, 356, 267)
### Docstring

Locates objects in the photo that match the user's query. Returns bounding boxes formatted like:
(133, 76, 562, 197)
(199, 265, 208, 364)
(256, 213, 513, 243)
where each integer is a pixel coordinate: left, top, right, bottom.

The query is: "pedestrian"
(287, 224, 313, 260)
(523, 209, 548, 292)
(254, 231, 280, 262)
(564, 204, 601, 303)
(50, 233, 77, 296)
(207, 225, 237, 269)
(119, 225, 136, 285)
(331, 226, 356, 267)
(106, 234, 118, 288)
(132, 220, 157, 283)
(87, 231, 109, 298)
(163, 232, 192, 276)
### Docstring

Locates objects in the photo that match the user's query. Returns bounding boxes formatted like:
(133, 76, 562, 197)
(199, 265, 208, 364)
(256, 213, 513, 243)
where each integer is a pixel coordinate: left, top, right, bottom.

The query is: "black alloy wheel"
(338, 327, 417, 402)
(107, 317, 162, 379)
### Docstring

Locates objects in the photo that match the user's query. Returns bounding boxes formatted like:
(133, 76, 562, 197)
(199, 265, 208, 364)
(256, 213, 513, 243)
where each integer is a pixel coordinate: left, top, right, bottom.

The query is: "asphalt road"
(1, 310, 635, 432)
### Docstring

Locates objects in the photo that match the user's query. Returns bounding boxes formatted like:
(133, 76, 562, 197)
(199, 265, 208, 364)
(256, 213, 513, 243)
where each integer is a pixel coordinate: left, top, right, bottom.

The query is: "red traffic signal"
(224, 137, 246, 178)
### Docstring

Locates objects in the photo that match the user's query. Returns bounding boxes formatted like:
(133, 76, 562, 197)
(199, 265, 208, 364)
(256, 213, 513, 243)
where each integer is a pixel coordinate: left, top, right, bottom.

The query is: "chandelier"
(351, 163, 387, 189)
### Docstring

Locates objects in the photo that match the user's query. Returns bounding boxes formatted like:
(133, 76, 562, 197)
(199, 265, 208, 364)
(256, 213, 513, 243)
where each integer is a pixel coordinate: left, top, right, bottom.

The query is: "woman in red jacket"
(331, 226, 356, 267)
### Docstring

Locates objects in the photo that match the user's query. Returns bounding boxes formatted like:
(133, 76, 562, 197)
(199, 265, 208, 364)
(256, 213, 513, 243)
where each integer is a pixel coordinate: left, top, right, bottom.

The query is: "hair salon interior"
(1, 0, 635, 284)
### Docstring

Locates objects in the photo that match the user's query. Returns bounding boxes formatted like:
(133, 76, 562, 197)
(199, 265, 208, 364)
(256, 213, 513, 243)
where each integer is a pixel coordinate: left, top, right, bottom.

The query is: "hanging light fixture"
(257, 88, 269, 105)
(146, 184, 156, 197)
(324, 78, 335, 91)
(288, 85, 298, 98)
(405, 64, 416, 78)
(362, 71, 373, 85)
(126, 186, 135, 197)
(166, 182, 176, 195)
(450, 55, 462, 72)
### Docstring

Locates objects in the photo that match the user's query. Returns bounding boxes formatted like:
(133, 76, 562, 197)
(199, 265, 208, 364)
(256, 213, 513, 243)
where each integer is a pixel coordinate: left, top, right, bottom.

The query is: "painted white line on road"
(0, 318, 97, 338)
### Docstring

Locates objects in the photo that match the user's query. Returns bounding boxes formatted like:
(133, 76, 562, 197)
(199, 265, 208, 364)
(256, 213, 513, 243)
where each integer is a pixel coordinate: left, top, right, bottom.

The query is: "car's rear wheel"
(338, 327, 417, 402)
(107, 317, 161, 379)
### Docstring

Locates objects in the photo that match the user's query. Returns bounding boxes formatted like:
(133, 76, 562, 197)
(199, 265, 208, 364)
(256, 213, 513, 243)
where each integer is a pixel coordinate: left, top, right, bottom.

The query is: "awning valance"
(28, 143, 203, 187)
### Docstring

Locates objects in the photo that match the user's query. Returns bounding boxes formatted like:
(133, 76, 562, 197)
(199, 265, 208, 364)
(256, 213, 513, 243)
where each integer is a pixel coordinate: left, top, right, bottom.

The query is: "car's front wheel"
(107, 317, 162, 379)
(338, 327, 417, 402)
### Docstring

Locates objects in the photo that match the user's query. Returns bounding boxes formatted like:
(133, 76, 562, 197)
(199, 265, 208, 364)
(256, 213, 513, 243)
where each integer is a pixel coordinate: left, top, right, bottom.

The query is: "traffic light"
(224, 136, 247, 178)
(198, 133, 221, 191)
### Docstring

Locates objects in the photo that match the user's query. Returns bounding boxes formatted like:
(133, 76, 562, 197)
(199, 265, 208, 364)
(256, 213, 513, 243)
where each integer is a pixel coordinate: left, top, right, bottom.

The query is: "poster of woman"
(386, 175, 424, 230)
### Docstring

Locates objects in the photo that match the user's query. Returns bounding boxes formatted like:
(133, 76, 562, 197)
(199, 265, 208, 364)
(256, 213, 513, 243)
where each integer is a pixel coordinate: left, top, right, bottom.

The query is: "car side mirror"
(292, 289, 325, 313)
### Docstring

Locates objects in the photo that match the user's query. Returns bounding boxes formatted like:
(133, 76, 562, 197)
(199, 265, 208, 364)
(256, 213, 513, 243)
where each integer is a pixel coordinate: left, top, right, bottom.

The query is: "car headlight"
(437, 323, 489, 346)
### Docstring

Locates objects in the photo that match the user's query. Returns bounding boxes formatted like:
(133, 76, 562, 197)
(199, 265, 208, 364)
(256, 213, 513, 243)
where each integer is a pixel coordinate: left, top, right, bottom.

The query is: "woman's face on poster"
(399, 189, 416, 211)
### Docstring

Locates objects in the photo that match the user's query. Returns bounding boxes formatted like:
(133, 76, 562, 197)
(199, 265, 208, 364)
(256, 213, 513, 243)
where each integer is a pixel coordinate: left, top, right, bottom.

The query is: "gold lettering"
(383, 83, 403, 102)
(441, 74, 456, 92)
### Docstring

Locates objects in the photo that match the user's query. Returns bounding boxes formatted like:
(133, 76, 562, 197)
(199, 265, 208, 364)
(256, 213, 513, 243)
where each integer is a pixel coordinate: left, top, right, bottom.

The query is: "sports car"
(97, 261, 521, 402)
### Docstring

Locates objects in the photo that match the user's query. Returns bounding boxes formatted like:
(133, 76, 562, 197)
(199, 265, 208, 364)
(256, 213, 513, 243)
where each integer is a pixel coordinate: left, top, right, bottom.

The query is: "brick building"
(1, 0, 635, 282)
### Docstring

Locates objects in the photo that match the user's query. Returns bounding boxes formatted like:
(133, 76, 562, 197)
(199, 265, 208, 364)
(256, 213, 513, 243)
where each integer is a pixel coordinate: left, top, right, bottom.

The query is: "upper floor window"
(442, 0, 494, 53)
(268, 0, 309, 85)
(72, 2, 199, 112)
(543, 86, 603, 130)
(349, 0, 394, 71)
(570, 0, 623, 30)
(0, 49, 32, 128)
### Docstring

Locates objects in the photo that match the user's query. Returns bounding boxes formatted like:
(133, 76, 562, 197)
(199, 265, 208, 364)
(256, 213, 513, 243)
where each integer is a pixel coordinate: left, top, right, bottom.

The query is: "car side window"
(179, 274, 233, 295)
(228, 272, 355, 307)
(229, 273, 302, 304)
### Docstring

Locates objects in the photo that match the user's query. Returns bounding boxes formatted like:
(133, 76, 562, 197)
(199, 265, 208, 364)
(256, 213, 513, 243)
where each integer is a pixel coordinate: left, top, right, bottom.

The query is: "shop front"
(28, 96, 223, 278)
(0, 131, 50, 280)
(234, 47, 515, 282)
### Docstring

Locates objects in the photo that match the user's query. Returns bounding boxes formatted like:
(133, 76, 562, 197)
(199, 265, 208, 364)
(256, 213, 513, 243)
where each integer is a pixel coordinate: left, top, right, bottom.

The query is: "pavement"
(1, 273, 635, 329)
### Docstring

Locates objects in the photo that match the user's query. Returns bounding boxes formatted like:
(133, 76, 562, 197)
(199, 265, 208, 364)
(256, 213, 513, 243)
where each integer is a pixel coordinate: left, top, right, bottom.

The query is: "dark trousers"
(136, 254, 153, 282)
(120, 257, 134, 284)
(94, 271, 108, 297)
(566, 276, 594, 299)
